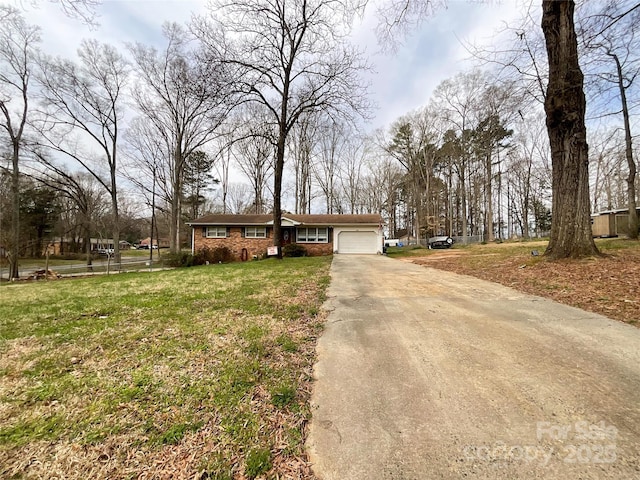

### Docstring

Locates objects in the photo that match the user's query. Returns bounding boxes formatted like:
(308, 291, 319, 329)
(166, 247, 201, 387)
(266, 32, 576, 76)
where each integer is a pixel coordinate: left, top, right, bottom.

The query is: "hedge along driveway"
(0, 257, 331, 479)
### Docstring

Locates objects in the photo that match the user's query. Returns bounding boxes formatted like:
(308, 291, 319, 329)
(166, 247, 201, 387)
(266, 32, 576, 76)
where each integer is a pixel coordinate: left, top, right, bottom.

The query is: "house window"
(245, 226, 267, 238)
(206, 226, 227, 238)
(297, 227, 328, 243)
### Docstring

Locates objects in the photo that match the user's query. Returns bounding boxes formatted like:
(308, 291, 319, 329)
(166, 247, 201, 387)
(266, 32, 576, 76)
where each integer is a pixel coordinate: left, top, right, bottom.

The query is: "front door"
(282, 228, 294, 245)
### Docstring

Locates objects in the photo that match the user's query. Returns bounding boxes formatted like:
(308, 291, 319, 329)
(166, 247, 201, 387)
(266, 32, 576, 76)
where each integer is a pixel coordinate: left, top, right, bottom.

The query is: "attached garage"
(336, 230, 381, 254)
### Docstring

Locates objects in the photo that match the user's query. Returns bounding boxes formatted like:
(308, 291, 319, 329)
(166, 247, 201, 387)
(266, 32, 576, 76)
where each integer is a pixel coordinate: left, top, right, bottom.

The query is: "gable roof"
(188, 213, 383, 226)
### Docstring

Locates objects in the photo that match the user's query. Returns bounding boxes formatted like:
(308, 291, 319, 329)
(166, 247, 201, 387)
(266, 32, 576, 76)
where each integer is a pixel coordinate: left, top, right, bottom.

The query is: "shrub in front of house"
(283, 243, 307, 257)
(194, 246, 234, 264)
(162, 252, 195, 267)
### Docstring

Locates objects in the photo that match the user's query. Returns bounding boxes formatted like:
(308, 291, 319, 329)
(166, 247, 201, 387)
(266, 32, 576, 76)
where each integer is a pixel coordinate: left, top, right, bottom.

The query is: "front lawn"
(0, 257, 331, 479)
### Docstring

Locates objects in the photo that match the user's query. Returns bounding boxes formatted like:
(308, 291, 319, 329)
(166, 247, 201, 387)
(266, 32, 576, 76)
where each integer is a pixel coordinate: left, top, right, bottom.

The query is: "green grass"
(0, 256, 331, 478)
(385, 237, 639, 260)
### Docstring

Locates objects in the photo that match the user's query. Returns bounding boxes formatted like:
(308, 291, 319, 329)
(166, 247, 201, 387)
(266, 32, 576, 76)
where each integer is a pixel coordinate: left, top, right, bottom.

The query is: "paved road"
(0, 257, 159, 279)
(307, 255, 640, 479)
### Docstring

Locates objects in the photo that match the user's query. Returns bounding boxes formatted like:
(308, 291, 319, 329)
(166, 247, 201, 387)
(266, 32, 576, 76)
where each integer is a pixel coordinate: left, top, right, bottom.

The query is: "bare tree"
(226, 182, 253, 214)
(431, 70, 486, 241)
(374, 0, 446, 49)
(589, 128, 626, 213)
(579, 0, 640, 239)
(129, 22, 232, 252)
(339, 136, 368, 214)
(506, 112, 550, 238)
(31, 156, 106, 269)
(362, 156, 404, 234)
(0, 6, 40, 279)
(384, 115, 427, 241)
(20, 0, 101, 25)
(463, 1, 548, 107)
(541, 0, 598, 258)
(229, 107, 275, 214)
(194, 0, 370, 257)
(121, 117, 167, 262)
(212, 136, 232, 214)
(313, 117, 347, 214)
(289, 114, 318, 214)
(34, 39, 128, 264)
(123, 117, 166, 211)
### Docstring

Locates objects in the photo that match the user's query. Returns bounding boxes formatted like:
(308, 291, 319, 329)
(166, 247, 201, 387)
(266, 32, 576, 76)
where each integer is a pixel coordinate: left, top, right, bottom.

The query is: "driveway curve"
(307, 255, 640, 479)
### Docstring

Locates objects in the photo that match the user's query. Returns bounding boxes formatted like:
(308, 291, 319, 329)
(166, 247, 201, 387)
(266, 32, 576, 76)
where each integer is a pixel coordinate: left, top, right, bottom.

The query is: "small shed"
(591, 208, 640, 237)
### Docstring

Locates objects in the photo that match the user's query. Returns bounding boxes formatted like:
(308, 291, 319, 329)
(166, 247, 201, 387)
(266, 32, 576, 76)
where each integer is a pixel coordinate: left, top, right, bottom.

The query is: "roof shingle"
(188, 213, 383, 225)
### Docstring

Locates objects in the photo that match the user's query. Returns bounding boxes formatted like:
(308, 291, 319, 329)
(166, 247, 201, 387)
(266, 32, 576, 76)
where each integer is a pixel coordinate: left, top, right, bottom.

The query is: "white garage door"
(338, 231, 379, 254)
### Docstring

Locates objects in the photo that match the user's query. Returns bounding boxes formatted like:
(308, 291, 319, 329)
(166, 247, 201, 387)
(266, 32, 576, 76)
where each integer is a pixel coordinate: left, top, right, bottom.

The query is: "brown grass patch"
(409, 239, 640, 325)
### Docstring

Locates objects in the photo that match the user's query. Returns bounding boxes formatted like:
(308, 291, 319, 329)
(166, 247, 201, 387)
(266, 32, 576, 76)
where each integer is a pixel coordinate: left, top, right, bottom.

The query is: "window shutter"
(202, 227, 207, 237)
(241, 228, 245, 238)
(226, 227, 230, 237)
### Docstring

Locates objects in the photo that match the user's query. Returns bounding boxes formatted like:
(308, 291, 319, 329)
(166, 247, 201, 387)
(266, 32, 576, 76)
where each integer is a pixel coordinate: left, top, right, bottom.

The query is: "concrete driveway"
(307, 255, 640, 479)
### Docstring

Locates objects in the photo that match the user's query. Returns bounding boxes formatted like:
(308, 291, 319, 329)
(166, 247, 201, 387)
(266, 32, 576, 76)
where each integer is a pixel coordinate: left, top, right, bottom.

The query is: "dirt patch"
(410, 242, 640, 326)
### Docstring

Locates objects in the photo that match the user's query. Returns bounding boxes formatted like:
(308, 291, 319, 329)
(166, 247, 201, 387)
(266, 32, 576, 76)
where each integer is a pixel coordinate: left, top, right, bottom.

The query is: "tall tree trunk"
(448, 160, 453, 236)
(273, 130, 285, 258)
(84, 226, 93, 272)
(541, 0, 599, 258)
(460, 168, 468, 242)
(9, 142, 20, 280)
(110, 173, 120, 268)
(611, 53, 638, 239)
(170, 142, 183, 253)
(486, 151, 494, 242)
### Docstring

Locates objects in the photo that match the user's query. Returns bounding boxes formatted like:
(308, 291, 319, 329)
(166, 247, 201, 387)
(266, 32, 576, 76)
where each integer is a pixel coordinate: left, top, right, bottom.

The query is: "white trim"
(296, 227, 329, 243)
(265, 216, 302, 226)
(206, 226, 227, 238)
(245, 226, 267, 238)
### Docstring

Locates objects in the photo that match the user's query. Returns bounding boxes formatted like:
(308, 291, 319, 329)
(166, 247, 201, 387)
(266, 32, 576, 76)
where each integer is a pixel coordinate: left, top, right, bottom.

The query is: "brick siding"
(193, 226, 333, 260)
(298, 242, 333, 256)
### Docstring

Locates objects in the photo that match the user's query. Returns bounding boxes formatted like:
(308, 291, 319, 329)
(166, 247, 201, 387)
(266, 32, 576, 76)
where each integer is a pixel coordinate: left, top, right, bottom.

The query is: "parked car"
(97, 248, 115, 255)
(428, 236, 453, 249)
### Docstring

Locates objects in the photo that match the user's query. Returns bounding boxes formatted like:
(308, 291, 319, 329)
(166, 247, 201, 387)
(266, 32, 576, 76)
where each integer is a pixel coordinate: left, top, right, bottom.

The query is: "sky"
(21, 0, 526, 132)
(15, 0, 529, 213)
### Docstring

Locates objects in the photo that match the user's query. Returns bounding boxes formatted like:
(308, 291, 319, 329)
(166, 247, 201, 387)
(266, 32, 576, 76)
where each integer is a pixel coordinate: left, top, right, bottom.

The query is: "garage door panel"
(338, 231, 378, 254)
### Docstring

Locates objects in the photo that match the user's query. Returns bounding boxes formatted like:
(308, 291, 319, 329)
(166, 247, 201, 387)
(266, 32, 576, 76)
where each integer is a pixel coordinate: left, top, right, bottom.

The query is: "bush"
(194, 246, 234, 265)
(162, 252, 194, 267)
(282, 243, 307, 257)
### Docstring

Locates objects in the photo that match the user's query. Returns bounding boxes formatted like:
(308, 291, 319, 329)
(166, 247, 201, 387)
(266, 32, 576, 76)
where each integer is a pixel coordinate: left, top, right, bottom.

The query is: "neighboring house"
(188, 214, 384, 260)
(398, 233, 417, 246)
(591, 208, 640, 237)
(43, 237, 116, 255)
(138, 237, 170, 249)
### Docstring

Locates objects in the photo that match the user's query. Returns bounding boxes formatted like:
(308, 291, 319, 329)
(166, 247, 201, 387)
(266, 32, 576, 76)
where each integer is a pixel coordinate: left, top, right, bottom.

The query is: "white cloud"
(20, 0, 534, 161)
(23, 0, 527, 131)
(24, 0, 207, 59)
(354, 0, 525, 131)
